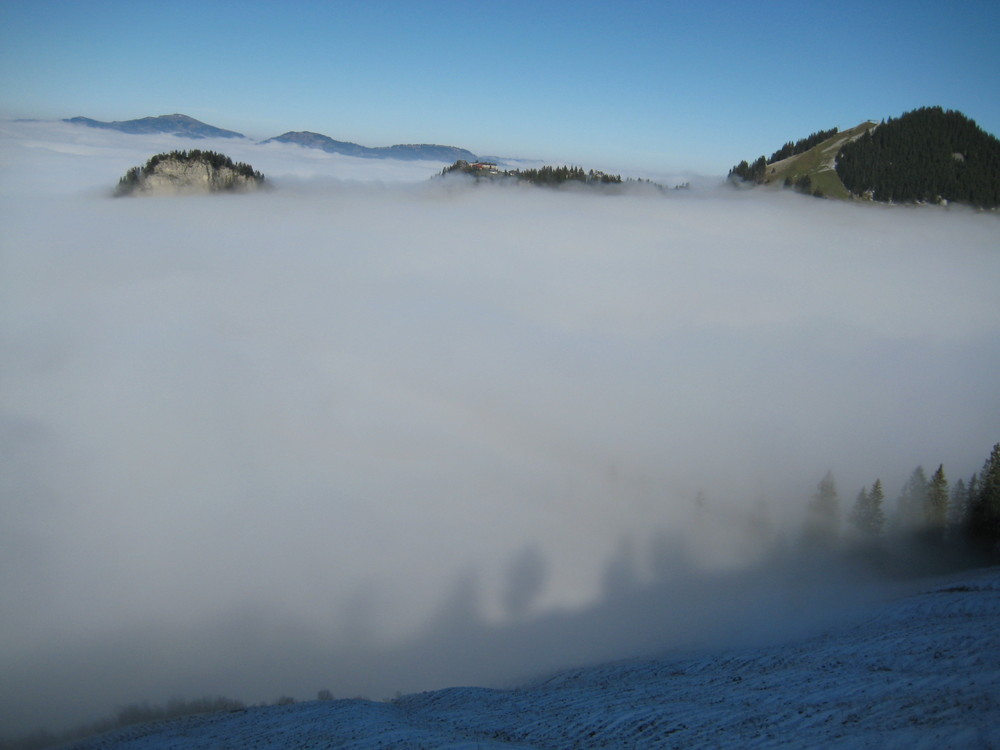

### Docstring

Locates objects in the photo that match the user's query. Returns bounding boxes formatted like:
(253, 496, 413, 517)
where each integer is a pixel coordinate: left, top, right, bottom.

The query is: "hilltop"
(438, 159, 679, 190)
(64, 113, 482, 163)
(64, 114, 245, 139)
(262, 131, 478, 162)
(729, 107, 1000, 208)
(837, 107, 1000, 207)
(114, 150, 265, 196)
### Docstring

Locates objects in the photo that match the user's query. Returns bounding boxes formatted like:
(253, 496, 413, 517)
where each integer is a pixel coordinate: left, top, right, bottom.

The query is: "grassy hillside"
(758, 121, 876, 198)
(732, 107, 1000, 207)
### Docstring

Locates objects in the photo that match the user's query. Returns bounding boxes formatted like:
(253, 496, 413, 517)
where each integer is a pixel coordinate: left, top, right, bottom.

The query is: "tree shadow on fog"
(13, 440, 1000, 747)
(4, 529, 988, 749)
(206, 505, 963, 709)
(349, 534, 910, 699)
(376, 453, 1000, 697)
(501, 545, 547, 621)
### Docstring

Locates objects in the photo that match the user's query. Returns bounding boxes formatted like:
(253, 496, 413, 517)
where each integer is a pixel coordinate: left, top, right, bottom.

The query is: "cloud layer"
(2, 121, 998, 734)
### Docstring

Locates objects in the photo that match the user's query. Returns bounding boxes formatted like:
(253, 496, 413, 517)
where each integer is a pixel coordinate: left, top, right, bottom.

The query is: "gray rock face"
(116, 152, 265, 196)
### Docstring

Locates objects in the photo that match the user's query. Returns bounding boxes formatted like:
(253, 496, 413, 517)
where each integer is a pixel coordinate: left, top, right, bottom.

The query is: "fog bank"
(1, 122, 998, 735)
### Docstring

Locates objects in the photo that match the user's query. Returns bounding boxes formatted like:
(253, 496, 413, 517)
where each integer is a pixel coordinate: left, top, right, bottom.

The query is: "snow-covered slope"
(67, 566, 1000, 749)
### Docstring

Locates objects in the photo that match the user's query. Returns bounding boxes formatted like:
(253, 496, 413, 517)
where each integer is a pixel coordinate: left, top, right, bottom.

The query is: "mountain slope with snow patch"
(67, 566, 1000, 749)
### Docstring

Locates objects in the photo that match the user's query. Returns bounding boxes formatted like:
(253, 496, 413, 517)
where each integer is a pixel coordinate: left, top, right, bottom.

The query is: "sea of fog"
(1, 120, 998, 735)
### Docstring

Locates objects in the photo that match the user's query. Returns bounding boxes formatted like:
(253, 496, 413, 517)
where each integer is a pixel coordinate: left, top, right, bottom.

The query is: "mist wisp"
(1, 120, 999, 737)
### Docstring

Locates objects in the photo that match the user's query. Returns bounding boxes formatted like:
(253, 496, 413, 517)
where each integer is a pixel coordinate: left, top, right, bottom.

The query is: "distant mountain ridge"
(64, 113, 479, 162)
(262, 131, 477, 162)
(65, 114, 246, 139)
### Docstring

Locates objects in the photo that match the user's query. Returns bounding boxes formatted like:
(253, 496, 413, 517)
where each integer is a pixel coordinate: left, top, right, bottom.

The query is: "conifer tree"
(804, 470, 840, 547)
(869, 479, 886, 536)
(948, 478, 969, 531)
(896, 466, 929, 531)
(925, 464, 949, 538)
(850, 486, 869, 535)
(851, 479, 885, 539)
(966, 444, 1000, 553)
(850, 479, 886, 538)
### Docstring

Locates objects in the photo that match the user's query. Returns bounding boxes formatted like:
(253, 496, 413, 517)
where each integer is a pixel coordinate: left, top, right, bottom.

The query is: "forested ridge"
(835, 106, 1000, 207)
(728, 106, 1000, 207)
(508, 164, 623, 186)
(439, 160, 629, 187)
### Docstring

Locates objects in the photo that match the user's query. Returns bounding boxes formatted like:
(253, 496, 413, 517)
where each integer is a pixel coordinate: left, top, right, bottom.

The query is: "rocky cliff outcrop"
(115, 150, 265, 196)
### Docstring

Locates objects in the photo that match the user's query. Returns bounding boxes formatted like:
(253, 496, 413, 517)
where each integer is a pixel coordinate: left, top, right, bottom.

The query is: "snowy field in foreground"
(67, 565, 1000, 749)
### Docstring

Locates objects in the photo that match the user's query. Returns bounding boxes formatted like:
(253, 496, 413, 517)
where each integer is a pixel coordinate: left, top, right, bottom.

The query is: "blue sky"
(1, 0, 998, 174)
